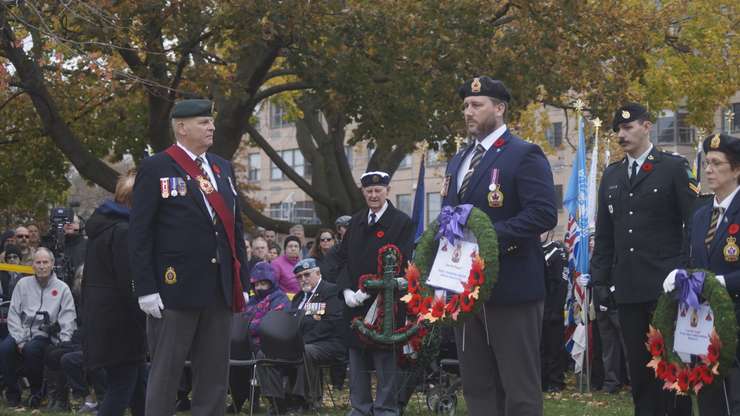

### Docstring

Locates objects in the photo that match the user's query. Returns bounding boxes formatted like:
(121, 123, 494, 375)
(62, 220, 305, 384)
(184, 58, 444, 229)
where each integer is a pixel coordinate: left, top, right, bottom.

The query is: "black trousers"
(540, 318, 566, 390)
(619, 302, 692, 416)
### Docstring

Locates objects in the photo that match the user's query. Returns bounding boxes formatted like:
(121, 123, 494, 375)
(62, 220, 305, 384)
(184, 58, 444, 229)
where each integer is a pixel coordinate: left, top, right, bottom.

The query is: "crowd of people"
(0, 77, 737, 416)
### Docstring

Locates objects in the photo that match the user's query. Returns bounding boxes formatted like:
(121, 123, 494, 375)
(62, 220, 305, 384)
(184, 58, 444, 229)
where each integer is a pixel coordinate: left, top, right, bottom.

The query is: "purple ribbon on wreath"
(674, 269, 705, 310)
(435, 204, 473, 245)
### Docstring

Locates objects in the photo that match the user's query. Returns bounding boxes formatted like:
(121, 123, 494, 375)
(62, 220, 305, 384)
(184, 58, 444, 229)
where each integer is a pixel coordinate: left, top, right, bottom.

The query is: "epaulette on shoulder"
(605, 158, 625, 170)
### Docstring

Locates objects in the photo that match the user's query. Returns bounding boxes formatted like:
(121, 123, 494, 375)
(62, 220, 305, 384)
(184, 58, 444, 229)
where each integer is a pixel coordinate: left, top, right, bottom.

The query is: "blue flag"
(563, 116, 590, 277)
(412, 153, 426, 241)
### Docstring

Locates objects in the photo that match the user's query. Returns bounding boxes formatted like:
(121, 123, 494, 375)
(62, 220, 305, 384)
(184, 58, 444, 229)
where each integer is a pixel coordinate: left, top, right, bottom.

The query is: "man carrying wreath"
(336, 171, 414, 416)
(441, 76, 557, 415)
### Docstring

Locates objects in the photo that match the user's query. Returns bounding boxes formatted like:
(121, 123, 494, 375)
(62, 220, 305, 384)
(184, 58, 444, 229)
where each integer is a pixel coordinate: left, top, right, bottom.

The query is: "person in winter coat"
(270, 236, 301, 295)
(82, 170, 146, 416)
(0, 248, 77, 408)
(245, 261, 290, 350)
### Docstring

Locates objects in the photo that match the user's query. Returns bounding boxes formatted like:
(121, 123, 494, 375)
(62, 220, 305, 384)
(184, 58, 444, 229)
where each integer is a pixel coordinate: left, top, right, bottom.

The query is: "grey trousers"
(454, 300, 544, 416)
(596, 308, 628, 390)
(347, 347, 400, 416)
(145, 304, 232, 416)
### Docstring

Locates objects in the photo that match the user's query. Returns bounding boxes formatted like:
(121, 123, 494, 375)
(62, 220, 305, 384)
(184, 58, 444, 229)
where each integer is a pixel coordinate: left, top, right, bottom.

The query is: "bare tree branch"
(252, 81, 311, 104)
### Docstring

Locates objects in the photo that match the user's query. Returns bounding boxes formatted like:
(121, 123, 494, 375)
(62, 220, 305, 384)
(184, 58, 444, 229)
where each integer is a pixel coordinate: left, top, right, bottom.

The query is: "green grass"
(0, 383, 636, 416)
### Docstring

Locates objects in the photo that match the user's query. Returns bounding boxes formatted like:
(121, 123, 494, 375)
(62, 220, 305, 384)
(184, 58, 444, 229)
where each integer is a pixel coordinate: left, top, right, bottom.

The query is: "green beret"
(171, 99, 213, 119)
(612, 103, 651, 132)
(702, 133, 740, 158)
(458, 76, 511, 102)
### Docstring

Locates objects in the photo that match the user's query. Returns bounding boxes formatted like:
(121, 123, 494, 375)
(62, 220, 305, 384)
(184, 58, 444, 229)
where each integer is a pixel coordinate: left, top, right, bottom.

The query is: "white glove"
(344, 289, 361, 308)
(243, 291, 250, 304)
(663, 269, 679, 293)
(716, 275, 726, 287)
(355, 289, 371, 304)
(138, 293, 164, 319)
(577, 274, 590, 288)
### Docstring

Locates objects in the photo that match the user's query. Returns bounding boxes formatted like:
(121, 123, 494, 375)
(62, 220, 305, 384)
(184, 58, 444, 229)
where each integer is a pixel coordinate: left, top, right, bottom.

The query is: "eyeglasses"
(320, 237, 333, 242)
(702, 160, 730, 170)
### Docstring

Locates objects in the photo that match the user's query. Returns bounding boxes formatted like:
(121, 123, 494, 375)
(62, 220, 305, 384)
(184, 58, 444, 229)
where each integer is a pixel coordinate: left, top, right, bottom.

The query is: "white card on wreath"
(673, 302, 714, 360)
(426, 231, 479, 294)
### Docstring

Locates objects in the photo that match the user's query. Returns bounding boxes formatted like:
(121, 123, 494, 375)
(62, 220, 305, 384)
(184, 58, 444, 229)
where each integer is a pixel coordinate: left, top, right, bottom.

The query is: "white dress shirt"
(368, 200, 389, 225)
(713, 185, 740, 231)
(626, 144, 654, 178)
(456, 124, 507, 190)
(177, 142, 218, 218)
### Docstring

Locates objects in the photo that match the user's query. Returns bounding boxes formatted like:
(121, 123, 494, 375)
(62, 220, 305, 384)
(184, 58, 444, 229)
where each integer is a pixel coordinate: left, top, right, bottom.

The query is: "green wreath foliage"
(653, 269, 738, 378)
(411, 206, 499, 325)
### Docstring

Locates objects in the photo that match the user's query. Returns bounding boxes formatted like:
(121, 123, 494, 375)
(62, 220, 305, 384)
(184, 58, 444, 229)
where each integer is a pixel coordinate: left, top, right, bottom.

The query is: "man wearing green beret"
(129, 99, 250, 415)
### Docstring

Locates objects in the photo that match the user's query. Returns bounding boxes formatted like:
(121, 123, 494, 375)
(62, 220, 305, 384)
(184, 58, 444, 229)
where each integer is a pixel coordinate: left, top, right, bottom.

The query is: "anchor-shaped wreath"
(351, 244, 421, 345)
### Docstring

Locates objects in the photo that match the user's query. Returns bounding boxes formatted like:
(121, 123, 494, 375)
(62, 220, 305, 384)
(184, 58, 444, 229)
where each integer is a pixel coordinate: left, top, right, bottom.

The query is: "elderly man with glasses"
(256, 258, 346, 413)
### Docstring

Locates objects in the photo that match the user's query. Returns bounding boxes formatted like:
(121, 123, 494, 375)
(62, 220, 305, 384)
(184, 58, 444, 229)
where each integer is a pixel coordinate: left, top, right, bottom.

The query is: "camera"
(41, 207, 76, 284)
(35, 311, 61, 338)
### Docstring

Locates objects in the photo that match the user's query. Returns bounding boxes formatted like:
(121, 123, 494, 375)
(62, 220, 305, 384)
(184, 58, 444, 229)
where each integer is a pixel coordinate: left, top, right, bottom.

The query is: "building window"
(426, 147, 444, 166)
(398, 154, 412, 169)
(546, 122, 563, 148)
(247, 153, 260, 181)
(268, 201, 319, 223)
(269, 103, 292, 129)
(270, 149, 310, 181)
(652, 110, 694, 145)
(555, 184, 563, 211)
(730, 103, 740, 133)
(426, 193, 441, 225)
(396, 194, 412, 217)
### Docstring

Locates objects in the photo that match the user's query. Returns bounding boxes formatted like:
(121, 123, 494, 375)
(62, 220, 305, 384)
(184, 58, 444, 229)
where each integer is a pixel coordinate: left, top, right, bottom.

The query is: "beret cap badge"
(711, 134, 721, 149)
(622, 110, 631, 119)
(471, 78, 482, 93)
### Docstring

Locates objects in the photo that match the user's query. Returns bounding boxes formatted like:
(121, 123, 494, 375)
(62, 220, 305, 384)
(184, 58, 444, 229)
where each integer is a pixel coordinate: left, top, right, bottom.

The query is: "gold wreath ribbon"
(0, 263, 33, 274)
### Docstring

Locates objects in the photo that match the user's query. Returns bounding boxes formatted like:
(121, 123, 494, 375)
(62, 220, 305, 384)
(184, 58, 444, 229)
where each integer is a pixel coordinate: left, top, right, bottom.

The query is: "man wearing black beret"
(129, 99, 249, 415)
(336, 171, 414, 416)
(444, 76, 558, 415)
(591, 103, 696, 415)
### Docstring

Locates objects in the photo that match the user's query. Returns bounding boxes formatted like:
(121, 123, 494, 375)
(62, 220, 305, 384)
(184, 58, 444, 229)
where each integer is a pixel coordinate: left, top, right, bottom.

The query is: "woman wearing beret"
(665, 133, 740, 415)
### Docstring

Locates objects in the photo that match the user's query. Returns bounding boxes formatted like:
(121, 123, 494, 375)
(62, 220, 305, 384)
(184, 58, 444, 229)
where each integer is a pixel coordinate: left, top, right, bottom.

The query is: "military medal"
(177, 178, 187, 196)
(440, 175, 451, 197)
(724, 236, 739, 262)
(164, 267, 177, 284)
(197, 176, 214, 194)
(169, 177, 178, 197)
(160, 178, 169, 198)
(487, 168, 504, 208)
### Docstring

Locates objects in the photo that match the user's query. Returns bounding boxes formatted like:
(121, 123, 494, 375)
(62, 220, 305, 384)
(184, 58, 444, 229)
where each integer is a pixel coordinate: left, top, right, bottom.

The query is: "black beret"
(293, 258, 319, 275)
(171, 99, 213, 119)
(702, 133, 740, 158)
(361, 171, 390, 187)
(612, 103, 650, 132)
(458, 76, 511, 102)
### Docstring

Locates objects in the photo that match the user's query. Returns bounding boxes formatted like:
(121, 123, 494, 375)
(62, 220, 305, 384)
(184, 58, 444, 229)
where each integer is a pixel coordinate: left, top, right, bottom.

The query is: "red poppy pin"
(51, 289, 58, 297)
(729, 224, 739, 235)
(376, 230, 385, 239)
(212, 163, 221, 176)
(642, 162, 654, 172)
(493, 138, 505, 148)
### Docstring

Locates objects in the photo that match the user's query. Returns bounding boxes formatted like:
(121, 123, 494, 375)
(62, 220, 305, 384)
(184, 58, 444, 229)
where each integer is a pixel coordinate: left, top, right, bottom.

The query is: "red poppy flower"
(212, 163, 221, 175)
(730, 224, 740, 235)
(493, 138, 504, 148)
(376, 230, 385, 239)
(689, 366, 702, 384)
(656, 360, 669, 380)
(677, 369, 690, 392)
(407, 294, 421, 315)
(707, 343, 721, 364)
(468, 269, 485, 287)
(419, 297, 433, 315)
(431, 298, 446, 318)
(459, 292, 474, 313)
(665, 363, 678, 383)
(51, 289, 58, 297)
(642, 162, 653, 172)
(445, 295, 460, 314)
(649, 337, 664, 357)
(699, 365, 714, 384)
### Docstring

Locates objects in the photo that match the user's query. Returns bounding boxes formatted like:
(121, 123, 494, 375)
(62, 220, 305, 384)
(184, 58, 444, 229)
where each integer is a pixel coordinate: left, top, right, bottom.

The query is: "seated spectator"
(264, 229, 277, 246)
(267, 242, 281, 262)
(0, 245, 24, 301)
(14, 226, 35, 265)
(271, 236, 301, 295)
(245, 262, 291, 351)
(289, 224, 310, 258)
(0, 248, 77, 408)
(257, 258, 346, 413)
(27, 224, 41, 251)
(1, 229, 16, 260)
(309, 229, 340, 283)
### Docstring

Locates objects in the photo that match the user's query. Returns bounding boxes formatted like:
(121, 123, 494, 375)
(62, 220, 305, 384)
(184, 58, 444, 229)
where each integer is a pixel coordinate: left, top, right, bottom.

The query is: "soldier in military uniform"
(129, 99, 249, 416)
(591, 103, 697, 416)
(336, 171, 414, 416)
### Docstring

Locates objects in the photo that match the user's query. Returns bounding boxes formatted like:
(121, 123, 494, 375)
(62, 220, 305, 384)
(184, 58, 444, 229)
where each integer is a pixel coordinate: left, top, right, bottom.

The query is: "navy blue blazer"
(442, 130, 558, 305)
(128, 150, 248, 309)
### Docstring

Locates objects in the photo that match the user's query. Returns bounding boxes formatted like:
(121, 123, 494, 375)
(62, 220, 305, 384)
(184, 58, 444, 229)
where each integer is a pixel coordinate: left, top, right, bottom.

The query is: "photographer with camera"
(42, 208, 87, 286)
(0, 247, 77, 408)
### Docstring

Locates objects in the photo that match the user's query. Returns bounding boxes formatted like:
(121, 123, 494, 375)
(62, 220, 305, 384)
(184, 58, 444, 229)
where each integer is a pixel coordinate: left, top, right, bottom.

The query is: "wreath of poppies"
(402, 207, 499, 325)
(648, 269, 738, 395)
